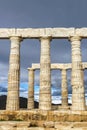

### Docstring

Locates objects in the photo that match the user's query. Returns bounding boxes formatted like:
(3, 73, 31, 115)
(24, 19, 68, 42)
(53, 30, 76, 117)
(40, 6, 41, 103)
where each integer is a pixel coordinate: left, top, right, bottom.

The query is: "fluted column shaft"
(70, 36, 85, 110)
(6, 36, 22, 110)
(39, 37, 51, 110)
(61, 69, 68, 106)
(27, 68, 34, 110)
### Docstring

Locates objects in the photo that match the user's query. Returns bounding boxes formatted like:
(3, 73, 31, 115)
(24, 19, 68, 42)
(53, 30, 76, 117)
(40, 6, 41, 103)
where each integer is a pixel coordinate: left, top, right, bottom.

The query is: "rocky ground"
(0, 121, 87, 130)
(0, 95, 87, 130)
(0, 110, 86, 130)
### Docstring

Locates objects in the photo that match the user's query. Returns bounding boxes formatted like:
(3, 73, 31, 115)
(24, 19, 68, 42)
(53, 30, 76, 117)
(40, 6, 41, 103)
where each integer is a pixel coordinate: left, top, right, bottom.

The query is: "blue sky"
(0, 0, 87, 103)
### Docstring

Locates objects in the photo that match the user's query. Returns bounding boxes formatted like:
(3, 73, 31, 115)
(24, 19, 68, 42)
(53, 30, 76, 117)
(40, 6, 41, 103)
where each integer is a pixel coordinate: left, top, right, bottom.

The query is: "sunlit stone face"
(0, 28, 85, 111)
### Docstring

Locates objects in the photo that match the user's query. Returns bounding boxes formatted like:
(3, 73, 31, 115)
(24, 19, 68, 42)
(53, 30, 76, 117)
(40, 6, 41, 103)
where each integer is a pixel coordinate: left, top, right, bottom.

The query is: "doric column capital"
(60, 68, 65, 72)
(28, 68, 35, 71)
(62, 68, 66, 71)
(60, 68, 66, 71)
(39, 36, 52, 42)
(10, 36, 23, 42)
(69, 36, 81, 42)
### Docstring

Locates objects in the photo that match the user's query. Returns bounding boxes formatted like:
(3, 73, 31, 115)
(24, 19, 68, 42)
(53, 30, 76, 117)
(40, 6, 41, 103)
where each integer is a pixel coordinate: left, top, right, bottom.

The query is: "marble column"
(69, 36, 86, 110)
(27, 68, 34, 110)
(61, 69, 68, 107)
(39, 37, 51, 110)
(6, 36, 22, 110)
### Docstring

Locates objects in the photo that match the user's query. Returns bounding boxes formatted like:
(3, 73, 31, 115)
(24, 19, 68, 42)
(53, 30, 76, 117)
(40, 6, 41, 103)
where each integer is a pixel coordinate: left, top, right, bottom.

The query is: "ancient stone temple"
(1, 28, 87, 129)
(0, 27, 86, 111)
(0, 27, 85, 111)
(28, 63, 87, 111)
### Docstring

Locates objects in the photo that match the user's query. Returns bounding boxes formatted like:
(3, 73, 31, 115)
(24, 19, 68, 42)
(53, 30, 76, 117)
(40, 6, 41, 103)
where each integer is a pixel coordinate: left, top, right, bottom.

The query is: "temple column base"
(58, 105, 70, 110)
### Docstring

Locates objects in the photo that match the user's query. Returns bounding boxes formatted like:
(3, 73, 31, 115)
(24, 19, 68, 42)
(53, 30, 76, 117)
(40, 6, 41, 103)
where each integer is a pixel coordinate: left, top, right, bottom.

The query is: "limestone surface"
(6, 37, 22, 111)
(39, 37, 51, 110)
(28, 68, 35, 110)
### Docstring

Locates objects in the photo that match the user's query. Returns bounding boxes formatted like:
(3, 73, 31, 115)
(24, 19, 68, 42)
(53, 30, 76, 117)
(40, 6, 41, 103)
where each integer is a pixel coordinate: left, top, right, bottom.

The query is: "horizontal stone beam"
(32, 63, 72, 70)
(0, 28, 75, 38)
(32, 62, 87, 70)
(32, 64, 40, 69)
(51, 64, 72, 69)
(1, 28, 87, 39)
(76, 28, 87, 37)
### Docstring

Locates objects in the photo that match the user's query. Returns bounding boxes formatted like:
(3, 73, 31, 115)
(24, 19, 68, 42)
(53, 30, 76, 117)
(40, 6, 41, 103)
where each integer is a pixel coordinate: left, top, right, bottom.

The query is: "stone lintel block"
(16, 28, 75, 38)
(2, 28, 87, 39)
(32, 64, 40, 70)
(32, 62, 87, 70)
(51, 64, 72, 70)
(0, 28, 16, 38)
(51, 28, 75, 38)
(76, 28, 87, 37)
(32, 63, 72, 70)
(0, 28, 75, 39)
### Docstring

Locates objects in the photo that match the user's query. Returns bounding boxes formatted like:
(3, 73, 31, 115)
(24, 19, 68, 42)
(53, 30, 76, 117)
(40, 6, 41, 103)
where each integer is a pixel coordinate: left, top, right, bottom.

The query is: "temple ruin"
(0, 28, 87, 110)
(1, 27, 86, 111)
(1, 28, 87, 129)
(28, 63, 87, 110)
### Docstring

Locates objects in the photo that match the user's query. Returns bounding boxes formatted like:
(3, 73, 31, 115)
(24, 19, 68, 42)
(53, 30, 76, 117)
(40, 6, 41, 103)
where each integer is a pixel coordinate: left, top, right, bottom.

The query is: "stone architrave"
(69, 36, 86, 110)
(61, 69, 68, 107)
(39, 37, 51, 110)
(27, 68, 34, 110)
(6, 36, 22, 110)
